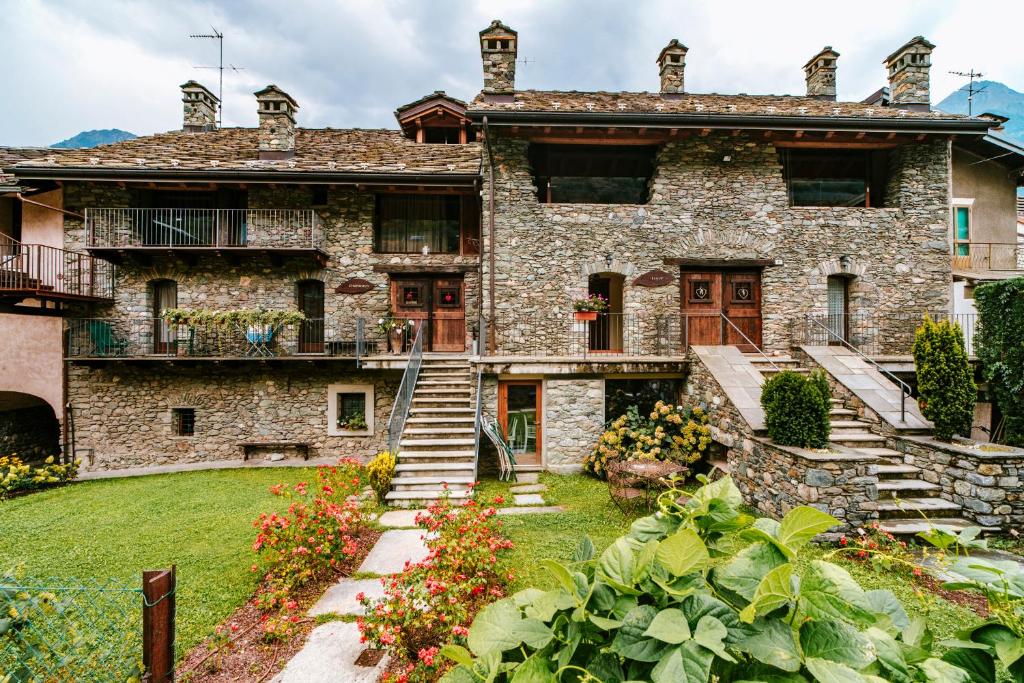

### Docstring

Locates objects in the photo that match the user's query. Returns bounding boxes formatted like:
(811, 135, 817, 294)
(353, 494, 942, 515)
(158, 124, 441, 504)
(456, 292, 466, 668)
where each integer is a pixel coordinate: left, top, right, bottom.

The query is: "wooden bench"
(237, 441, 311, 461)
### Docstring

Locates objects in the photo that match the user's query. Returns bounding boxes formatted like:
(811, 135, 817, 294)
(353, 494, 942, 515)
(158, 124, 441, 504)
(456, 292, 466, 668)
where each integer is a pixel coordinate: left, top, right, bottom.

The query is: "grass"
(0, 467, 319, 659)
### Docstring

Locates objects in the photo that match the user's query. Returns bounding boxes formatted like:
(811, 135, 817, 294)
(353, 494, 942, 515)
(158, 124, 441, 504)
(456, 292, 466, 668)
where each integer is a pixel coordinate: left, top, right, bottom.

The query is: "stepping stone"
(271, 621, 388, 683)
(357, 529, 430, 575)
(378, 509, 425, 528)
(497, 505, 565, 516)
(509, 484, 546, 494)
(515, 473, 540, 484)
(308, 578, 384, 617)
(513, 493, 546, 506)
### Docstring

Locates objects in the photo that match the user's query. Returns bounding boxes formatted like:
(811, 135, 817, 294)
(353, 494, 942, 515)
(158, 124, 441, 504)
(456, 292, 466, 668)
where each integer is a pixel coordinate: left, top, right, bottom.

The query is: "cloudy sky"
(3, 0, 1022, 146)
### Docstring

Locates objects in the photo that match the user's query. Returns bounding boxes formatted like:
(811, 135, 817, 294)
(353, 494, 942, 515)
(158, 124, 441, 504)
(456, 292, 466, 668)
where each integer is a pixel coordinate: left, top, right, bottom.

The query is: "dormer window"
(395, 92, 473, 144)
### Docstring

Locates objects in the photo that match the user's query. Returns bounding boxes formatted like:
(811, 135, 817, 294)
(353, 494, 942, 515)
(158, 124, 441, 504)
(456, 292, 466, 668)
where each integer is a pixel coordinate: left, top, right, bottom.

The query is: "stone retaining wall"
(543, 378, 604, 473)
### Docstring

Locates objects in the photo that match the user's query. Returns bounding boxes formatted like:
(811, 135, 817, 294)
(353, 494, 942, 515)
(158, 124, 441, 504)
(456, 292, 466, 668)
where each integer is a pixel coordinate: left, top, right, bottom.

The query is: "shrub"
(0, 455, 78, 499)
(439, 476, 988, 683)
(584, 401, 711, 479)
(366, 451, 396, 503)
(358, 492, 513, 683)
(974, 277, 1024, 446)
(761, 369, 831, 448)
(912, 314, 976, 441)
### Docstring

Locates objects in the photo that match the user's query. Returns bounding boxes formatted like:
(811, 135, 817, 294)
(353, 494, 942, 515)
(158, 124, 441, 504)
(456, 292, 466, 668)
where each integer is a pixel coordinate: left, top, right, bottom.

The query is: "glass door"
(152, 279, 177, 354)
(826, 275, 848, 344)
(498, 380, 542, 467)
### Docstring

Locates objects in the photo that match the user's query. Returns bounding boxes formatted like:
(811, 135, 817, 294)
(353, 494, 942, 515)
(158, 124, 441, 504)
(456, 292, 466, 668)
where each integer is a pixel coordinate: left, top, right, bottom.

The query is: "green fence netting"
(0, 573, 144, 683)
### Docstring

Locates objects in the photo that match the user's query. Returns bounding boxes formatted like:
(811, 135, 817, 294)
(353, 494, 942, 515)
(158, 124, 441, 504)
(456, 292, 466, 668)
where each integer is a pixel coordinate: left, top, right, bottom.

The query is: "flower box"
(574, 311, 599, 321)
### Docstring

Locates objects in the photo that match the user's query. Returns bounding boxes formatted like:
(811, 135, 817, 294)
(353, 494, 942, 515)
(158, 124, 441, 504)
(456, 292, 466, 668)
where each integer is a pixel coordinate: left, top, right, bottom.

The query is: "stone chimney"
(181, 80, 219, 132)
(479, 20, 518, 95)
(884, 36, 935, 110)
(255, 85, 299, 159)
(803, 47, 839, 100)
(657, 39, 688, 94)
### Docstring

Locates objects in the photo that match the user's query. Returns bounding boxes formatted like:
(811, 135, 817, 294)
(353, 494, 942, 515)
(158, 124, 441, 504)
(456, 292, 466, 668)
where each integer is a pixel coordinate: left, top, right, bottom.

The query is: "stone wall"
(482, 134, 951, 354)
(543, 378, 604, 473)
(67, 364, 398, 470)
(0, 405, 61, 461)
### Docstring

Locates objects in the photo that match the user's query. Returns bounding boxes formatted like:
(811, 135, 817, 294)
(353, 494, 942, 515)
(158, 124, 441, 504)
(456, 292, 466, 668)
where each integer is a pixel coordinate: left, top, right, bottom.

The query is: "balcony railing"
(951, 243, 1021, 271)
(483, 312, 691, 357)
(0, 235, 114, 301)
(794, 311, 978, 357)
(85, 209, 324, 250)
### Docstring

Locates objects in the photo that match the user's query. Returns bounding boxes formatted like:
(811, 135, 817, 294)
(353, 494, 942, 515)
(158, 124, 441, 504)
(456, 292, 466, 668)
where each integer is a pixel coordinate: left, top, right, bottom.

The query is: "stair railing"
(719, 313, 779, 372)
(472, 367, 484, 483)
(386, 323, 425, 457)
(803, 313, 911, 424)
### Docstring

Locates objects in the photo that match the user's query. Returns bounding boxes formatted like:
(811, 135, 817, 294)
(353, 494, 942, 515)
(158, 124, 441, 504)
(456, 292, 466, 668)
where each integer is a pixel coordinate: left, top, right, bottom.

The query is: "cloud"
(1, 0, 1021, 146)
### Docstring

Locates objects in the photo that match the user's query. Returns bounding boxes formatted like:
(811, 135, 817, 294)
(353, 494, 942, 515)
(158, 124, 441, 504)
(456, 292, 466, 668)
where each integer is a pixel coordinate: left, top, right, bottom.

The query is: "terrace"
(0, 235, 115, 306)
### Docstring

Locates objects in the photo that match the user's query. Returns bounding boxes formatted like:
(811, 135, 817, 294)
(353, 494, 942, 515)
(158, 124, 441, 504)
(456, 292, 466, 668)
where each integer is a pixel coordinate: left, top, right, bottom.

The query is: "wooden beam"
(774, 140, 900, 149)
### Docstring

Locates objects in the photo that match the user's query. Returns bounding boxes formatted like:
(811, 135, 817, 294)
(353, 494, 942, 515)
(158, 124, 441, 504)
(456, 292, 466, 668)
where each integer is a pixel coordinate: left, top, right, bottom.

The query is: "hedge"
(760, 369, 831, 448)
(912, 315, 976, 441)
(974, 276, 1024, 446)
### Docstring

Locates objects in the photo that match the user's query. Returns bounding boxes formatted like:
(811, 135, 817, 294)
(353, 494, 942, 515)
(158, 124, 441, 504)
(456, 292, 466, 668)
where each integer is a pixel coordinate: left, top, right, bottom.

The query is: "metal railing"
(66, 317, 369, 359)
(804, 313, 911, 424)
(795, 311, 978, 356)
(0, 235, 115, 300)
(85, 208, 323, 250)
(951, 243, 1021, 271)
(485, 311, 688, 357)
(720, 312, 778, 371)
(387, 323, 425, 456)
(472, 368, 484, 482)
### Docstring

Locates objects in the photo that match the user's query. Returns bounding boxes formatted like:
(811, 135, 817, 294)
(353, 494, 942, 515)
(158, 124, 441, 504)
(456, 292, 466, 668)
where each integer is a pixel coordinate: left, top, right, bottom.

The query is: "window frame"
(327, 383, 374, 436)
(780, 148, 889, 208)
(171, 407, 195, 437)
(952, 198, 974, 257)
(528, 143, 658, 205)
(372, 194, 470, 255)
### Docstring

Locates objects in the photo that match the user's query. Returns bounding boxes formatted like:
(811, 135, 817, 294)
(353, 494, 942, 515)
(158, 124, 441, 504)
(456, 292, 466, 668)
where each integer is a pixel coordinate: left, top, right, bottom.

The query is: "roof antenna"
(949, 69, 986, 117)
(190, 27, 245, 126)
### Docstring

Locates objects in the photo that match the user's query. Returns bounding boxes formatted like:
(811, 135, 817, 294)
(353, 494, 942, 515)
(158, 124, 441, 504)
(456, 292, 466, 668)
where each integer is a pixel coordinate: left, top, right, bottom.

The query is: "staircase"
(385, 355, 477, 507)
(745, 352, 979, 535)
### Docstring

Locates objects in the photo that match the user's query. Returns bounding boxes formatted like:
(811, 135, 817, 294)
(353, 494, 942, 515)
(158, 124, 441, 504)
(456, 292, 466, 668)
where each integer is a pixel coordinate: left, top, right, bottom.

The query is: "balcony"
(84, 209, 327, 266)
(794, 312, 979, 357)
(951, 243, 1021, 273)
(0, 236, 114, 306)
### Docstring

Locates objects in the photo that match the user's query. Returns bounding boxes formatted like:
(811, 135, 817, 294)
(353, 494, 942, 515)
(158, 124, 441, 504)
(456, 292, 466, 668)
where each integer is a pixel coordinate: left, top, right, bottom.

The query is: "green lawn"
(0, 467, 317, 658)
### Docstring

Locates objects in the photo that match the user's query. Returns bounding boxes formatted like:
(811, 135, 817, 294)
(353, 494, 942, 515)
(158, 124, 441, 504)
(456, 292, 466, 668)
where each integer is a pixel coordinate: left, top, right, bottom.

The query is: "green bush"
(0, 455, 78, 499)
(974, 277, 1024, 446)
(912, 315, 976, 441)
(366, 451, 396, 503)
(439, 476, 989, 683)
(760, 369, 831, 448)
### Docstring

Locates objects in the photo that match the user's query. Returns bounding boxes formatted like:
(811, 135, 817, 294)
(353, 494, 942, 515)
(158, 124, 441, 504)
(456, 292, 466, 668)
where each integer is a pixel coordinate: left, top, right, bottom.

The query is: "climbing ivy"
(974, 277, 1024, 446)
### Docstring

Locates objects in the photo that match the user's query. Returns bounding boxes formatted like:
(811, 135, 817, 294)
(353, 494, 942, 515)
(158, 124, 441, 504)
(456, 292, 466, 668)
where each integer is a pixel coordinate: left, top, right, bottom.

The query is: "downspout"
(482, 116, 496, 352)
(16, 193, 84, 220)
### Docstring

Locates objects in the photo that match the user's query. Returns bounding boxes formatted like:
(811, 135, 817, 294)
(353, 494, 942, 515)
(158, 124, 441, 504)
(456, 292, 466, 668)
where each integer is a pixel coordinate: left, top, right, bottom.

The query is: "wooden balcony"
(84, 208, 328, 266)
(951, 242, 1021, 273)
(0, 236, 114, 308)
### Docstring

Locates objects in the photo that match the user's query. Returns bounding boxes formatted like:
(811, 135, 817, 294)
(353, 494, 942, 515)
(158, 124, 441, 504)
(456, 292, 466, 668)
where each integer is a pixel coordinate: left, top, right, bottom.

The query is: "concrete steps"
(864, 496, 962, 518)
(879, 517, 1000, 536)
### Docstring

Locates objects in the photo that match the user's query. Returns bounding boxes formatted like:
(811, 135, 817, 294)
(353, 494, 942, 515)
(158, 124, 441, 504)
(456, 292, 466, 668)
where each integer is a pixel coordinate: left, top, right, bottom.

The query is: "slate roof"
(0, 147, 57, 187)
(7, 128, 482, 177)
(468, 89, 972, 120)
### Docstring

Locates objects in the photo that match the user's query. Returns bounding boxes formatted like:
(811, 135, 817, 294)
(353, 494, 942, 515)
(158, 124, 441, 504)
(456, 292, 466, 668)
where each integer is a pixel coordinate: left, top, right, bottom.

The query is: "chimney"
(884, 36, 935, 110)
(255, 85, 299, 159)
(479, 20, 518, 95)
(181, 80, 219, 132)
(803, 47, 839, 100)
(657, 39, 688, 94)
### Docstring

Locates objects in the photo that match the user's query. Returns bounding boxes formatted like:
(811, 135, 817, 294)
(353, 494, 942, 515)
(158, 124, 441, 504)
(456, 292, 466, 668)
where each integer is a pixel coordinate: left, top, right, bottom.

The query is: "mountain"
(937, 80, 1024, 145)
(51, 129, 136, 149)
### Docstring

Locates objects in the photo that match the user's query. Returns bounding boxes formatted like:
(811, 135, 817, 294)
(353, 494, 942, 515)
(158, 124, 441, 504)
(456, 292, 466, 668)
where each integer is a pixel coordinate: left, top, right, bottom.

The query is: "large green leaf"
(586, 652, 626, 683)
(681, 593, 742, 634)
(510, 654, 556, 683)
(513, 618, 555, 650)
(942, 648, 995, 683)
(714, 541, 788, 601)
(865, 627, 911, 683)
(612, 605, 667, 662)
(995, 639, 1024, 668)
(799, 561, 876, 626)
(800, 620, 876, 669)
(693, 615, 735, 662)
(864, 590, 910, 633)
(732, 618, 802, 672)
(573, 536, 596, 563)
(630, 513, 680, 543)
(805, 657, 866, 683)
(439, 644, 475, 669)
(439, 665, 479, 683)
(541, 559, 576, 596)
(467, 599, 525, 657)
(740, 564, 794, 623)
(778, 507, 838, 549)
(656, 528, 711, 577)
(919, 658, 973, 683)
(644, 608, 692, 644)
(688, 475, 744, 515)
(652, 641, 715, 683)
(527, 589, 574, 622)
(599, 537, 638, 591)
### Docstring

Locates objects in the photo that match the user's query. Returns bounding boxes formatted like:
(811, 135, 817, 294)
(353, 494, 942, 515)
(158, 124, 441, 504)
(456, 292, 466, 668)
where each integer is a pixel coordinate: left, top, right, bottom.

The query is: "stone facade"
(543, 378, 604, 473)
(0, 405, 61, 462)
(885, 37, 934, 107)
(804, 47, 839, 99)
(479, 21, 517, 94)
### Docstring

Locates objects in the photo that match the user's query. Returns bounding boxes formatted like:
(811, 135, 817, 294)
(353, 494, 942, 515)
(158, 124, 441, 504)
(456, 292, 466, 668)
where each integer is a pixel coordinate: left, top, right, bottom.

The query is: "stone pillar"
(255, 85, 299, 159)
(657, 39, 688, 94)
(479, 20, 518, 95)
(180, 80, 219, 132)
(543, 378, 605, 473)
(884, 36, 934, 110)
(803, 47, 839, 100)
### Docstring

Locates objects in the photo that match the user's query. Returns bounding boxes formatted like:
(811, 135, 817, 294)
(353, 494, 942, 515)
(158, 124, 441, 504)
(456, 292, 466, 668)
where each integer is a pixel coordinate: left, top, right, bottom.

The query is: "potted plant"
(573, 294, 608, 321)
(390, 319, 415, 354)
(338, 412, 368, 431)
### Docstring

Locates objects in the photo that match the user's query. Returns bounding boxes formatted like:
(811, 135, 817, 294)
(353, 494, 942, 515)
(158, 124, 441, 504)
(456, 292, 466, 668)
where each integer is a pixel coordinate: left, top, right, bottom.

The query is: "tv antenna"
(949, 69, 986, 116)
(517, 56, 535, 67)
(190, 27, 245, 125)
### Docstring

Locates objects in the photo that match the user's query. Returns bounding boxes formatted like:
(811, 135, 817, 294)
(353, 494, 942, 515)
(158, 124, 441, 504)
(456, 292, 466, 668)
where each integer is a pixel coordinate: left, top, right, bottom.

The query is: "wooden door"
(498, 380, 542, 467)
(152, 279, 177, 354)
(392, 278, 430, 350)
(432, 278, 466, 352)
(680, 272, 723, 346)
(722, 272, 762, 351)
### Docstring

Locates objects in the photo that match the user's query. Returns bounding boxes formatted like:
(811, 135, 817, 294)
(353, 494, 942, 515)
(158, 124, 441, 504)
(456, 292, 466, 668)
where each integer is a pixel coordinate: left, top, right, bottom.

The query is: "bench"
(237, 441, 311, 461)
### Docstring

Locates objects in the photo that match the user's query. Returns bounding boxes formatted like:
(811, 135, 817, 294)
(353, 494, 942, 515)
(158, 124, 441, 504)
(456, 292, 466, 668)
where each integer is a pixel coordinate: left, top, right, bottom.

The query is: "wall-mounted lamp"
(605, 253, 614, 269)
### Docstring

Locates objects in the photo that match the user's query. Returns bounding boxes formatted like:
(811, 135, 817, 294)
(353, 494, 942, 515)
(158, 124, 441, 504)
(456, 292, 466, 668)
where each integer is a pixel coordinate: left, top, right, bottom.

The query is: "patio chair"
(87, 320, 128, 357)
(507, 413, 526, 454)
(481, 414, 517, 482)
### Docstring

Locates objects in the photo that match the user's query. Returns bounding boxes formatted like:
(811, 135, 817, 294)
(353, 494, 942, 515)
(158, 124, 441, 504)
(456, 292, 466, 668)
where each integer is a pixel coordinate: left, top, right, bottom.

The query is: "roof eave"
(2, 167, 481, 185)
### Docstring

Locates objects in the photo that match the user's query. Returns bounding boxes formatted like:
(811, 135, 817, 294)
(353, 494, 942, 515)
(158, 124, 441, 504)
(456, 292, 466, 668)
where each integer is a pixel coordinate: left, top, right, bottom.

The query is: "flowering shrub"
(251, 458, 367, 639)
(357, 491, 513, 683)
(366, 451, 396, 503)
(572, 293, 608, 312)
(584, 401, 711, 479)
(0, 455, 78, 499)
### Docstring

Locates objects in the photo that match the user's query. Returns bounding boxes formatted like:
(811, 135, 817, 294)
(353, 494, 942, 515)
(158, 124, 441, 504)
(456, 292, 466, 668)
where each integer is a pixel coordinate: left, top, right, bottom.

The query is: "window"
(780, 149, 889, 207)
(529, 144, 658, 204)
(172, 408, 195, 436)
(297, 280, 325, 353)
(311, 186, 329, 206)
(374, 195, 463, 254)
(953, 204, 971, 256)
(423, 127, 462, 144)
(604, 379, 683, 424)
(327, 384, 374, 436)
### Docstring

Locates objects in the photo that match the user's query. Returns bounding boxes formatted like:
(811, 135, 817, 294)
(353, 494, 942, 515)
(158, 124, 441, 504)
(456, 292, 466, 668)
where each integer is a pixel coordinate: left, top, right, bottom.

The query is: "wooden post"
(142, 566, 176, 683)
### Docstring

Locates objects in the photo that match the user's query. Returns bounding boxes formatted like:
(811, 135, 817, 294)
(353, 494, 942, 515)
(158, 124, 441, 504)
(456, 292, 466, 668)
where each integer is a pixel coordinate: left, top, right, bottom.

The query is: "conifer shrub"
(912, 314, 976, 442)
(974, 277, 1024, 446)
(366, 451, 396, 503)
(760, 369, 831, 448)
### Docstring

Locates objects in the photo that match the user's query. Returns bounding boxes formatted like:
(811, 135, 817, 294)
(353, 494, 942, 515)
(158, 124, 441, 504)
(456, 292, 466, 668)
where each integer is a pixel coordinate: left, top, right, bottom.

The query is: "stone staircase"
(744, 352, 977, 535)
(384, 355, 477, 508)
